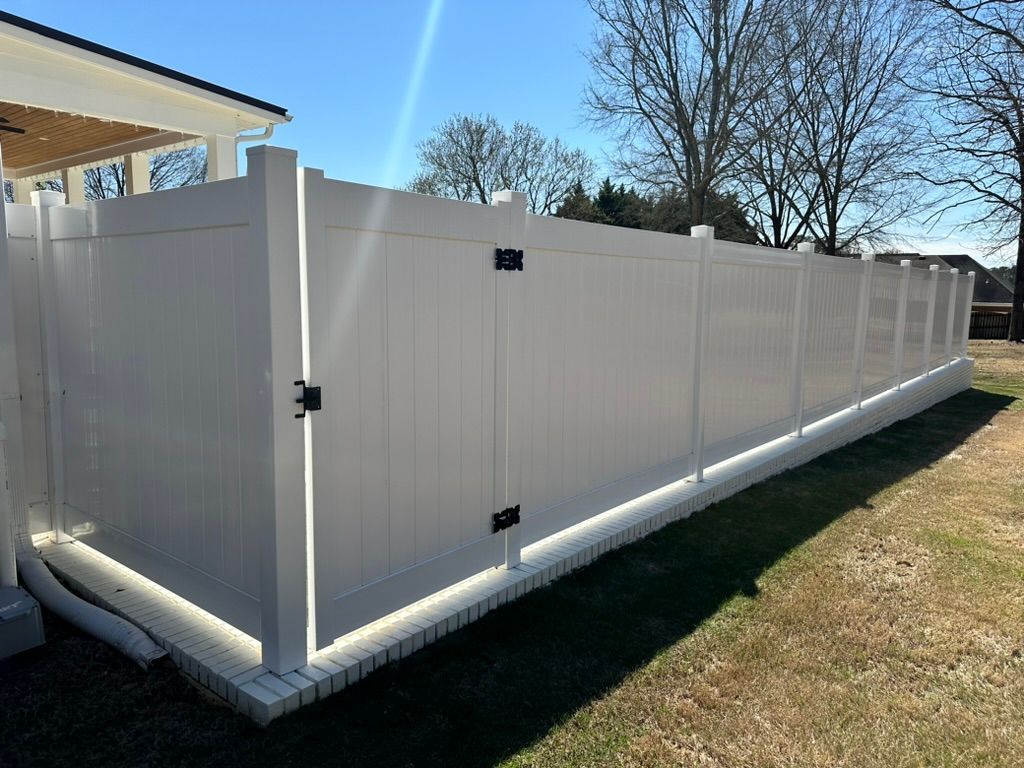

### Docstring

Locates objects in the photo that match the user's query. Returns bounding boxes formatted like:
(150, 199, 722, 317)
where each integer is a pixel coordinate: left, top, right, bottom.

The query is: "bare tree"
(730, 5, 823, 248)
(915, 0, 1024, 341)
(585, 0, 790, 227)
(84, 145, 208, 200)
(408, 114, 596, 214)
(791, 0, 929, 254)
(4, 146, 207, 203)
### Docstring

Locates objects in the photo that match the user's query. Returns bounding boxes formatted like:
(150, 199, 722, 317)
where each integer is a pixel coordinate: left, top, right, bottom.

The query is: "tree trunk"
(1009, 215, 1024, 342)
(690, 187, 706, 229)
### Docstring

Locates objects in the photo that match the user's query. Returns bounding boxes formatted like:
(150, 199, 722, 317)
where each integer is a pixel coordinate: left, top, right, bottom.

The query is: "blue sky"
(4, 0, 1008, 264)
(5, 0, 607, 188)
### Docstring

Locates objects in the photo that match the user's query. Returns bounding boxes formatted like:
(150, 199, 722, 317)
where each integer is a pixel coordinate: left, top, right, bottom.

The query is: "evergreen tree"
(554, 180, 758, 245)
(594, 178, 647, 228)
(554, 181, 603, 222)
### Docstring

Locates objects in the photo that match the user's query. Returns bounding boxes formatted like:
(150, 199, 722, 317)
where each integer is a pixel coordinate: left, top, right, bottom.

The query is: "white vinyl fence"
(4, 202, 53, 542)
(12, 150, 308, 673)
(2, 146, 976, 674)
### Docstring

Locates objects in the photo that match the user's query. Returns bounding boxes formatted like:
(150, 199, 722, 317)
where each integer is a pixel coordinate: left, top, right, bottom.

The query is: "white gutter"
(236, 124, 275, 146)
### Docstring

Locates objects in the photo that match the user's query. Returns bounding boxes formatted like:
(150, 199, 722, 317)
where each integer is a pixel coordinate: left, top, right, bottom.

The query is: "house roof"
(0, 12, 288, 119)
(874, 253, 1013, 305)
(0, 11, 292, 180)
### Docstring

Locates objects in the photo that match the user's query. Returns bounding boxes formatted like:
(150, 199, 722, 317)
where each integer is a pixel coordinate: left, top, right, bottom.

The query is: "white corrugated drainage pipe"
(16, 552, 167, 669)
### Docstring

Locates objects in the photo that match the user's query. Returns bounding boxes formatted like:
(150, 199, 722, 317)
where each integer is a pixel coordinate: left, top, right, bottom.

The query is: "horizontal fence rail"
(5, 147, 976, 676)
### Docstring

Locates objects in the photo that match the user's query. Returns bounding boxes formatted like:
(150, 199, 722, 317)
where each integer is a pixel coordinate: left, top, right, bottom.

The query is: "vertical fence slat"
(922, 264, 940, 377)
(689, 226, 714, 481)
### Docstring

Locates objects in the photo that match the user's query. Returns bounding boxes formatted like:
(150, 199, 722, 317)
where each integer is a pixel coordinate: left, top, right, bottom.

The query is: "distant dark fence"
(970, 311, 1010, 339)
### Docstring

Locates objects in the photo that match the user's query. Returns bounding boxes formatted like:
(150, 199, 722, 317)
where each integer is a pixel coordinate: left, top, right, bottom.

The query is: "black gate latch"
(492, 504, 521, 533)
(294, 379, 322, 418)
(495, 248, 524, 272)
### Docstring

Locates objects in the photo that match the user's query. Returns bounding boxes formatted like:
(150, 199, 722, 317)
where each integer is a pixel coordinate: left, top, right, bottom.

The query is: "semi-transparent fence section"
(703, 243, 797, 463)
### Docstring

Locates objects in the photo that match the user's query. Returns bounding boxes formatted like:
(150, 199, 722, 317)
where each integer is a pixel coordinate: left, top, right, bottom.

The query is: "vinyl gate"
(302, 173, 508, 646)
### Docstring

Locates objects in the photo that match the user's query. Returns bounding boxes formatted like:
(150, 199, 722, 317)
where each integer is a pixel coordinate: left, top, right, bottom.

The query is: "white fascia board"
(0, 28, 286, 134)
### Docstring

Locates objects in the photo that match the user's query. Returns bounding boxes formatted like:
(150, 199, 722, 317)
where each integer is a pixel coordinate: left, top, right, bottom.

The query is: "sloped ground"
(1, 342, 1021, 768)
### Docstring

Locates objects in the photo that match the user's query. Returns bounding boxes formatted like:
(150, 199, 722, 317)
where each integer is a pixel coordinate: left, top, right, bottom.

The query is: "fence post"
(296, 166, 326, 654)
(961, 272, 975, 357)
(246, 146, 308, 675)
(851, 254, 874, 409)
(690, 225, 714, 481)
(921, 264, 940, 377)
(0, 151, 30, 564)
(944, 268, 959, 366)
(492, 189, 527, 569)
(31, 190, 71, 542)
(892, 259, 911, 390)
(790, 243, 814, 437)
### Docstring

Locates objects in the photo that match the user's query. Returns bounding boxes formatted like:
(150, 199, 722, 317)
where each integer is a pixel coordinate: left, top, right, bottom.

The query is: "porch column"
(124, 152, 150, 195)
(13, 178, 33, 204)
(60, 168, 85, 204)
(206, 134, 237, 181)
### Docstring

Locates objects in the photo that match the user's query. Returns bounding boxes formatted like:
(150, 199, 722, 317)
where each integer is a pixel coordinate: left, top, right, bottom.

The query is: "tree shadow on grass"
(0, 387, 1014, 768)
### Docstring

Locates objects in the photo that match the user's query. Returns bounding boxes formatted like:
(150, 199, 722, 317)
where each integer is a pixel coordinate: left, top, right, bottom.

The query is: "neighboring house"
(874, 253, 1013, 339)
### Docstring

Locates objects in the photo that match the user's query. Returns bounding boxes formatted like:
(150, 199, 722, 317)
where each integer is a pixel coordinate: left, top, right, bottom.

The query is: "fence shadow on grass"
(0, 387, 1014, 768)
(252, 386, 1012, 768)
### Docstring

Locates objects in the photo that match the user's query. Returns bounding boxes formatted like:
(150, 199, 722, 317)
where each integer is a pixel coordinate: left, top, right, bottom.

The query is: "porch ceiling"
(0, 101, 169, 171)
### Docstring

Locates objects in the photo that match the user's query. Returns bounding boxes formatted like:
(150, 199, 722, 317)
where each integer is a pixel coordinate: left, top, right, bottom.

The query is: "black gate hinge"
(492, 504, 521, 533)
(495, 248, 524, 272)
(294, 379, 322, 419)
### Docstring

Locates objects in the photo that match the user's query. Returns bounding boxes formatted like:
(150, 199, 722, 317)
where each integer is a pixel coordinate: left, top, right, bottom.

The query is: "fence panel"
(306, 178, 505, 646)
(862, 260, 902, 399)
(49, 179, 271, 637)
(903, 270, 930, 379)
(930, 271, 953, 365)
(802, 257, 863, 422)
(703, 242, 798, 464)
(515, 215, 701, 546)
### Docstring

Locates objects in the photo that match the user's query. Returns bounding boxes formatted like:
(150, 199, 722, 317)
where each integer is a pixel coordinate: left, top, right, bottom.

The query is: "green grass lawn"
(2, 343, 1021, 768)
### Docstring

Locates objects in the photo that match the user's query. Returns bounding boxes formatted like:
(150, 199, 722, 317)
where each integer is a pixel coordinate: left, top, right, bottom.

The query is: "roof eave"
(0, 11, 290, 127)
